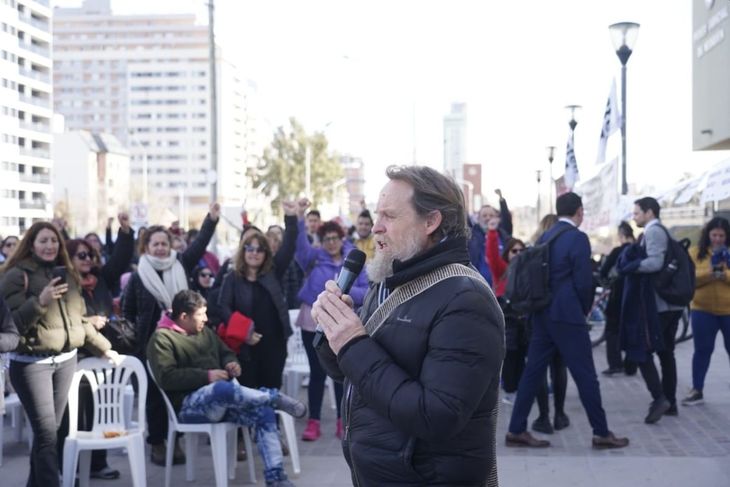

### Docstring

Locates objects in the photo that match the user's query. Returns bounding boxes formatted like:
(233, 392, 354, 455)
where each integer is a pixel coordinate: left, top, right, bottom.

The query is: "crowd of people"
(0, 167, 729, 486)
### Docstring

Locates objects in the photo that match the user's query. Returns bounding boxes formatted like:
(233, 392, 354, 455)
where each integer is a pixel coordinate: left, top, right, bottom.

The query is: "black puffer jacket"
(317, 238, 505, 487)
(121, 214, 217, 357)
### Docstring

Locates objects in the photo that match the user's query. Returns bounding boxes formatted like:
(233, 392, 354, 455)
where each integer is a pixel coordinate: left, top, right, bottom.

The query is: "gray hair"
(385, 165, 469, 240)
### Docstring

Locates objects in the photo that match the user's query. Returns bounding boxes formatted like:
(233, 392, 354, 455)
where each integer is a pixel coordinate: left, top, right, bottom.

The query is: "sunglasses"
(199, 272, 214, 278)
(244, 245, 265, 254)
(74, 251, 93, 260)
(510, 248, 525, 254)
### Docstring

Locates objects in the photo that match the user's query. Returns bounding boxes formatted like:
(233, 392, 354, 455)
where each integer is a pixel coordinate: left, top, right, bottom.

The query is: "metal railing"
(28, 17, 49, 32)
(19, 68, 50, 83)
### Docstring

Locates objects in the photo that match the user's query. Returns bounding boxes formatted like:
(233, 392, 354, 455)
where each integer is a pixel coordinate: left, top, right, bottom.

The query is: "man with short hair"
(305, 210, 322, 245)
(468, 189, 512, 286)
(506, 192, 629, 450)
(353, 209, 375, 260)
(632, 196, 684, 422)
(313, 165, 505, 487)
(147, 290, 305, 487)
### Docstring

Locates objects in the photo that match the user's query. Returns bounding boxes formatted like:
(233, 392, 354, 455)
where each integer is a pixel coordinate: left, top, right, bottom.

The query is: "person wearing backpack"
(505, 193, 629, 449)
(632, 197, 686, 421)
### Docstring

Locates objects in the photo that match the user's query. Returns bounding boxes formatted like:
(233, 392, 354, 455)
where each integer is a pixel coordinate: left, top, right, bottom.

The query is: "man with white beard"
(313, 165, 505, 487)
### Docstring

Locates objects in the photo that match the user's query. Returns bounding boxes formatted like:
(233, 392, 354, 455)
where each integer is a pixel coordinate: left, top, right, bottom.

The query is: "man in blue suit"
(505, 192, 629, 449)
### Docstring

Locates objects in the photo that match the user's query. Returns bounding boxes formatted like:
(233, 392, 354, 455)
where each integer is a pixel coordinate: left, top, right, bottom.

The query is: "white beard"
(366, 231, 425, 283)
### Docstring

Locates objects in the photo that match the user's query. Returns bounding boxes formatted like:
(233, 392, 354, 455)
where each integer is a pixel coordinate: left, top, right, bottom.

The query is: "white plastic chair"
(62, 355, 147, 487)
(146, 361, 254, 487)
(284, 309, 337, 409)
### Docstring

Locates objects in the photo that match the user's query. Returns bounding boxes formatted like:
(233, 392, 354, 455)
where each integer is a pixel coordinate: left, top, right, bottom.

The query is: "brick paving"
(2, 334, 730, 486)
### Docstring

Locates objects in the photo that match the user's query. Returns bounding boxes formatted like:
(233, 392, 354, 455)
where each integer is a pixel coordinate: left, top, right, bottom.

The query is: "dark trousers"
(638, 310, 681, 404)
(301, 329, 343, 420)
(144, 364, 169, 445)
(10, 356, 77, 487)
(240, 340, 288, 390)
(57, 377, 108, 472)
(605, 311, 624, 370)
(535, 353, 567, 417)
(502, 339, 556, 417)
(508, 317, 608, 437)
(691, 310, 730, 390)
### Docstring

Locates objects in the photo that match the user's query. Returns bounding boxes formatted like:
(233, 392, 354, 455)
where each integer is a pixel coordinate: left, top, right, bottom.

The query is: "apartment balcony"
(19, 68, 50, 84)
(28, 17, 49, 32)
(19, 199, 46, 210)
(20, 121, 50, 132)
(19, 147, 50, 159)
(19, 95, 50, 109)
(21, 41, 50, 57)
(19, 173, 51, 184)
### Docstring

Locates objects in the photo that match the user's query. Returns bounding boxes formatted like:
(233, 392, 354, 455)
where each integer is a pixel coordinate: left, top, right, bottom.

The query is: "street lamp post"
(609, 21, 640, 195)
(546, 146, 556, 213)
(566, 105, 581, 132)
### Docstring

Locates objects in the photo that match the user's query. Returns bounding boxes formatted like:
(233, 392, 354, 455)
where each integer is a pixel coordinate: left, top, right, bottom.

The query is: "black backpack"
(652, 225, 695, 306)
(504, 225, 575, 313)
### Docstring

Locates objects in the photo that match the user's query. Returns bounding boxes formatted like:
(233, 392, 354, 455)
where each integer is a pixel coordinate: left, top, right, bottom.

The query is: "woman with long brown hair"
(0, 221, 117, 487)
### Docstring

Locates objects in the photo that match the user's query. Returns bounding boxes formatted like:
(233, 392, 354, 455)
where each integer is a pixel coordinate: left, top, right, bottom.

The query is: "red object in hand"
(217, 311, 254, 353)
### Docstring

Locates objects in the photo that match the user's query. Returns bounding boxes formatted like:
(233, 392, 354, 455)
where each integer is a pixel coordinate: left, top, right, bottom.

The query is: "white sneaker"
(501, 393, 515, 406)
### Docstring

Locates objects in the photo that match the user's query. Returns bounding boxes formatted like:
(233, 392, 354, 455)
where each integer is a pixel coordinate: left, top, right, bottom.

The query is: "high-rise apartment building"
(0, 0, 53, 236)
(443, 102, 467, 182)
(53, 0, 253, 225)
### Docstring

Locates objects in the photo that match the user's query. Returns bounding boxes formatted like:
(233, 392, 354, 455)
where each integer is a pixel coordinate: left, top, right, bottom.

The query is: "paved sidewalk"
(2, 334, 730, 486)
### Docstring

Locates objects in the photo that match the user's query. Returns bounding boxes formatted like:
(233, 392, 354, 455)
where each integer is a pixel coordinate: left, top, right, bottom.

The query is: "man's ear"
(424, 210, 443, 237)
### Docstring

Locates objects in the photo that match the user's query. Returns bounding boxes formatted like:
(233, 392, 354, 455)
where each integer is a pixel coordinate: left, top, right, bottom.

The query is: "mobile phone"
(52, 266, 67, 284)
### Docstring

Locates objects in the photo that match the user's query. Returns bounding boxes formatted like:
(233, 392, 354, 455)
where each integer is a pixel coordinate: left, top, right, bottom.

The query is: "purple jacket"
(295, 219, 369, 306)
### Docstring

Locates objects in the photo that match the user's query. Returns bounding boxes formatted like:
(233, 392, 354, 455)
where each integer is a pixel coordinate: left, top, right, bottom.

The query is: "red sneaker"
(335, 418, 344, 439)
(301, 419, 321, 441)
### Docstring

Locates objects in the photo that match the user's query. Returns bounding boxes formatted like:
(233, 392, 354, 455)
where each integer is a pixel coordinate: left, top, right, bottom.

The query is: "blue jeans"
(178, 381, 286, 483)
(691, 310, 730, 391)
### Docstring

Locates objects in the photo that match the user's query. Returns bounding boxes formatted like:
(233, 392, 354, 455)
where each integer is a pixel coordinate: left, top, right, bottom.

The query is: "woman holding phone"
(683, 217, 730, 405)
(0, 221, 118, 487)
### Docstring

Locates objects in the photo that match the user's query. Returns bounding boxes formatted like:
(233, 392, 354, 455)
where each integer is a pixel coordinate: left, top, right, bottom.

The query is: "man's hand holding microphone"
(311, 249, 367, 354)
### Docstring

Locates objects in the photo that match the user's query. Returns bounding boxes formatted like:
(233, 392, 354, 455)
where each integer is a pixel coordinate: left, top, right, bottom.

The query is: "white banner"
(577, 158, 619, 232)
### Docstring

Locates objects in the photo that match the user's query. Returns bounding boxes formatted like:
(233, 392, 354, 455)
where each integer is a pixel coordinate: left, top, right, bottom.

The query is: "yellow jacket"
(691, 248, 730, 315)
(355, 235, 376, 261)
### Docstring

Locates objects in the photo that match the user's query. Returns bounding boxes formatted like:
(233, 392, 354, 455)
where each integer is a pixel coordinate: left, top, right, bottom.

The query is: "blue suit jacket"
(536, 221, 593, 325)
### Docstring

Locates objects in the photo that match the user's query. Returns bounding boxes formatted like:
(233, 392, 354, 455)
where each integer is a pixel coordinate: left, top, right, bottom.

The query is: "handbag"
(101, 316, 137, 355)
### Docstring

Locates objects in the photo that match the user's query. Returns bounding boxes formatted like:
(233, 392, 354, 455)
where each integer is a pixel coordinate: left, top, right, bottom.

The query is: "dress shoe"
(505, 431, 550, 448)
(601, 367, 624, 376)
(664, 403, 678, 416)
(645, 397, 671, 424)
(531, 415, 554, 434)
(592, 431, 629, 449)
(554, 412, 570, 431)
(172, 439, 186, 464)
(150, 443, 166, 466)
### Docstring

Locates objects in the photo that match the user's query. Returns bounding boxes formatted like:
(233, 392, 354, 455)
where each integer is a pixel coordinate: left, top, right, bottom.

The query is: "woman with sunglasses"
(0, 235, 19, 263)
(0, 221, 118, 487)
(219, 201, 298, 388)
(121, 203, 219, 466)
(294, 200, 369, 441)
(56, 213, 135, 480)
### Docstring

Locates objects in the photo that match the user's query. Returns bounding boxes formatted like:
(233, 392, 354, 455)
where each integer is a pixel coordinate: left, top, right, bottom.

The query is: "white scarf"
(137, 251, 189, 310)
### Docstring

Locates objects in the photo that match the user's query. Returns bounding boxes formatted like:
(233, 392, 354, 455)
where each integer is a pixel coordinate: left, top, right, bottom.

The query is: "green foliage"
(253, 117, 343, 215)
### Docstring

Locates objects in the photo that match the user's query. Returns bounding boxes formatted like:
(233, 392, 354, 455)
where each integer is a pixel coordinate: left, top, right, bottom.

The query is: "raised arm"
(274, 202, 299, 281)
(101, 213, 134, 288)
(181, 203, 220, 274)
(295, 198, 319, 272)
(496, 189, 513, 237)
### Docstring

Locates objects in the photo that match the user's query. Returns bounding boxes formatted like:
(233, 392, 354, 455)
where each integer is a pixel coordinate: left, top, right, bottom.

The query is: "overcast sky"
(54, 0, 730, 207)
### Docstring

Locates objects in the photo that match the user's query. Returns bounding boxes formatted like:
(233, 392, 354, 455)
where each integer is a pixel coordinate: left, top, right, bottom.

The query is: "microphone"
(312, 249, 367, 350)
